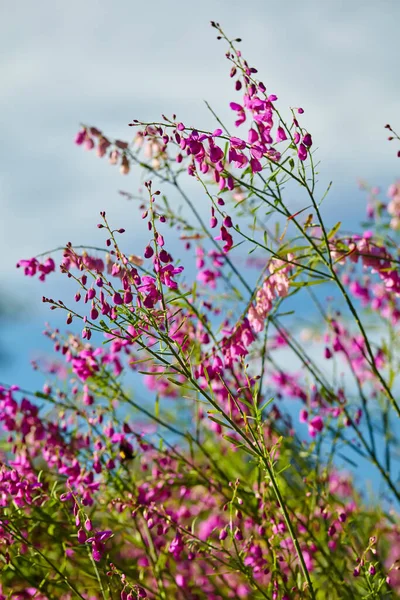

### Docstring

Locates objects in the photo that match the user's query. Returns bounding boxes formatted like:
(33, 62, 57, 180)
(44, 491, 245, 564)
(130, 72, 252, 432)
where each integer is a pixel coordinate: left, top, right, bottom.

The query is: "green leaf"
(290, 279, 327, 287)
(236, 397, 254, 412)
(166, 377, 185, 386)
(258, 397, 275, 413)
(275, 463, 291, 476)
(223, 434, 243, 448)
(327, 221, 341, 239)
(208, 416, 233, 430)
(223, 436, 258, 457)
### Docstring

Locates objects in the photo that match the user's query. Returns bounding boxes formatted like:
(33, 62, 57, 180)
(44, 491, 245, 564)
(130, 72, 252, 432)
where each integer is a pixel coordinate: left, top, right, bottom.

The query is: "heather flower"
(276, 126, 287, 142)
(298, 143, 308, 161)
(86, 530, 113, 562)
(74, 128, 86, 145)
(229, 102, 246, 127)
(214, 226, 233, 253)
(16, 257, 56, 281)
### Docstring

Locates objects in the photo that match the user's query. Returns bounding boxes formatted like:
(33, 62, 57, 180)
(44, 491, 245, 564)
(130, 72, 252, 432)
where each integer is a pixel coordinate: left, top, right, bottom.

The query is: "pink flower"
(86, 530, 113, 562)
(138, 276, 162, 308)
(248, 305, 264, 333)
(308, 416, 324, 437)
(74, 129, 86, 145)
(16, 257, 56, 282)
(208, 142, 224, 164)
(158, 264, 184, 289)
(229, 136, 246, 149)
(299, 409, 308, 423)
(229, 102, 246, 126)
(298, 143, 308, 161)
(248, 128, 258, 144)
(250, 157, 262, 173)
(228, 147, 248, 168)
(276, 126, 287, 143)
(214, 226, 233, 253)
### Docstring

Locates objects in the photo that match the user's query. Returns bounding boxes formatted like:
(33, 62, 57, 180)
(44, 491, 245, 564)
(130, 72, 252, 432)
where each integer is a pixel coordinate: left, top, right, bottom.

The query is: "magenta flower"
(158, 264, 184, 289)
(16, 257, 56, 282)
(298, 143, 308, 161)
(169, 532, 184, 560)
(208, 142, 224, 164)
(250, 157, 262, 173)
(138, 276, 162, 308)
(77, 528, 86, 543)
(228, 147, 248, 168)
(214, 226, 233, 253)
(299, 409, 308, 423)
(308, 416, 324, 437)
(229, 102, 246, 127)
(74, 128, 86, 145)
(197, 268, 220, 289)
(276, 126, 287, 143)
(86, 529, 113, 562)
(229, 136, 246, 149)
(303, 133, 313, 147)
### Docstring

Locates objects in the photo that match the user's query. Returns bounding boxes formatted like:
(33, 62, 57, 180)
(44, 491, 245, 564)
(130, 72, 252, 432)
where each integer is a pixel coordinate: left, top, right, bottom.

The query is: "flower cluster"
(248, 255, 293, 332)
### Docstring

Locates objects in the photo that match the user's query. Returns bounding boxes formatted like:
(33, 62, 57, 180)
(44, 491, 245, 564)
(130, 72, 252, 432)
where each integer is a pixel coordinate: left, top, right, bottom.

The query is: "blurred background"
(0, 0, 399, 396)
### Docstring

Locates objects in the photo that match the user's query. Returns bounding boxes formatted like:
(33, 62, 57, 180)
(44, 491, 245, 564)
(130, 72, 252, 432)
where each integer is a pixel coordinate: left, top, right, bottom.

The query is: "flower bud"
(77, 528, 86, 543)
(84, 518, 92, 532)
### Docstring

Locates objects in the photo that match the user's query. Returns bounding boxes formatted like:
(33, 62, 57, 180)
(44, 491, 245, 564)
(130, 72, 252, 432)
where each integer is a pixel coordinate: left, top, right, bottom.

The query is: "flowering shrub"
(3, 22, 400, 599)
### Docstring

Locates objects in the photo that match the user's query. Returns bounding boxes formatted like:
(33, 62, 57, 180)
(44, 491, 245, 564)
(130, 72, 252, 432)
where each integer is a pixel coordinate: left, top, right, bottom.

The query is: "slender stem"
(261, 455, 316, 599)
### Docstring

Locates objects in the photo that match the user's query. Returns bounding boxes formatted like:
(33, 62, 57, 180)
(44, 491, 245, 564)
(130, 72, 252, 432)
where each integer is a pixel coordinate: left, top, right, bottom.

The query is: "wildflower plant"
(3, 22, 400, 599)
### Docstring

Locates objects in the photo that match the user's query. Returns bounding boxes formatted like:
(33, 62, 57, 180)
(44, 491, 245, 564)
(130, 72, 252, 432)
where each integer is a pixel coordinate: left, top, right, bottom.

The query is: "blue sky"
(1, 1, 399, 497)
